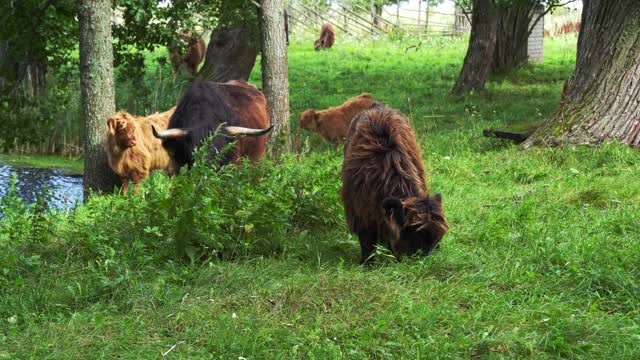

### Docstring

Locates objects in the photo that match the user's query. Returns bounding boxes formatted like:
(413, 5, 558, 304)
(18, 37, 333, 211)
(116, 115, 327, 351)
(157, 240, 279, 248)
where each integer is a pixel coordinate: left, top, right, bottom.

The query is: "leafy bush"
(0, 147, 345, 295)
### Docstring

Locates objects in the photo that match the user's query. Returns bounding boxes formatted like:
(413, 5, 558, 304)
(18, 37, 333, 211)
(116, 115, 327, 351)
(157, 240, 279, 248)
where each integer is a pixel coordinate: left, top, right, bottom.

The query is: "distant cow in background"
(168, 31, 207, 77)
(105, 107, 176, 194)
(314, 23, 335, 50)
(341, 104, 448, 264)
(299, 93, 374, 143)
(152, 80, 272, 170)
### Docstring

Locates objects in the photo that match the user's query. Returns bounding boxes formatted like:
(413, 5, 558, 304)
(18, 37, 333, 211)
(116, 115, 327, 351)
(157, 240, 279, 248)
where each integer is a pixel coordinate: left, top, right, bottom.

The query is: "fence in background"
(286, 1, 470, 39)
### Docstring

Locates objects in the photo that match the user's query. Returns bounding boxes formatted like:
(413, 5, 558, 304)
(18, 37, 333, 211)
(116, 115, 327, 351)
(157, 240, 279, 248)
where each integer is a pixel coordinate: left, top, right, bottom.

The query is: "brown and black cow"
(152, 80, 272, 170)
(341, 104, 448, 264)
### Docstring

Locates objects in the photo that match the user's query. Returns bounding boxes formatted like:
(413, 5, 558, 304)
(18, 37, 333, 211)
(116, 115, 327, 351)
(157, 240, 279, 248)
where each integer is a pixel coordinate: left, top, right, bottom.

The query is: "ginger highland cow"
(105, 107, 176, 194)
(299, 93, 374, 143)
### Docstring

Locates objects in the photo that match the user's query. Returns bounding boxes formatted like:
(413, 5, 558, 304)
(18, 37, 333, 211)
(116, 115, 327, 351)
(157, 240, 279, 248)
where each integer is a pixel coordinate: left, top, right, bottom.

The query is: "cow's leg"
(130, 172, 147, 195)
(121, 178, 129, 195)
(357, 229, 377, 265)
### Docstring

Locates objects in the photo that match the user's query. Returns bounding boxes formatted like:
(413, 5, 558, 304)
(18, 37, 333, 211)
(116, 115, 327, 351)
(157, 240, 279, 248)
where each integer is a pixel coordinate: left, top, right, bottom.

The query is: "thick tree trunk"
(196, 28, 258, 83)
(78, 0, 120, 196)
(492, 1, 535, 73)
(450, 0, 497, 96)
(523, 0, 640, 148)
(260, 0, 291, 151)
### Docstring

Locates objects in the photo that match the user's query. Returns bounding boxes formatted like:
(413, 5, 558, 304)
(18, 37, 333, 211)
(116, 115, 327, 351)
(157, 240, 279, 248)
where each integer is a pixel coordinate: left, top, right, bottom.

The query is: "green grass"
(0, 154, 83, 175)
(2, 34, 640, 359)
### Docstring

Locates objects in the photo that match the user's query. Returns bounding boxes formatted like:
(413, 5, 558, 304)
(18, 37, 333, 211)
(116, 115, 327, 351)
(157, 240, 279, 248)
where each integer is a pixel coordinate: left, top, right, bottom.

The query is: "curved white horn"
(224, 125, 274, 137)
(152, 125, 189, 139)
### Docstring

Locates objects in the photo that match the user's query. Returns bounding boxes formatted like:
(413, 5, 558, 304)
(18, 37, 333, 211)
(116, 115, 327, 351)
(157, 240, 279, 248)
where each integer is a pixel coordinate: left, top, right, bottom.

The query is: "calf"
(299, 93, 374, 143)
(341, 104, 448, 264)
(105, 107, 176, 194)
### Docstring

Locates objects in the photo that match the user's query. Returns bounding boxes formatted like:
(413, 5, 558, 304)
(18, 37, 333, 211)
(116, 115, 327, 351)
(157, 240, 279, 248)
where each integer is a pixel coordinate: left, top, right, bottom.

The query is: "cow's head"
(314, 39, 322, 51)
(107, 112, 137, 148)
(382, 193, 448, 257)
(299, 109, 319, 131)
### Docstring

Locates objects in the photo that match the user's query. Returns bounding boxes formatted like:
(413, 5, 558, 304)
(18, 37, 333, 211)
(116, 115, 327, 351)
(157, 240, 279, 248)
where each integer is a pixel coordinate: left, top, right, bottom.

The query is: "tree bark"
(260, 0, 291, 151)
(450, 0, 497, 96)
(523, 0, 640, 148)
(196, 27, 258, 83)
(492, 1, 535, 73)
(78, 0, 120, 197)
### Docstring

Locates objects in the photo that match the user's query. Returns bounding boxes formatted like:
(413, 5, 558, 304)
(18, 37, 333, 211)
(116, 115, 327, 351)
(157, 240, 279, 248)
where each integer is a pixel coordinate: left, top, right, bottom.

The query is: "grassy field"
(2, 35, 640, 359)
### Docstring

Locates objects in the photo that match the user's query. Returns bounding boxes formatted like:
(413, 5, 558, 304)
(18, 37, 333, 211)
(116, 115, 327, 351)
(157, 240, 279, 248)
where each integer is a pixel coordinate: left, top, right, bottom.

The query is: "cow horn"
(152, 125, 189, 139)
(224, 125, 273, 137)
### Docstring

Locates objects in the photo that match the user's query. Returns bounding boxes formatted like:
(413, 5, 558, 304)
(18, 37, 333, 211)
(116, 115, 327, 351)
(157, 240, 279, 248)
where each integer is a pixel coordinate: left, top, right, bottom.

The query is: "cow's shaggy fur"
(105, 107, 176, 194)
(160, 80, 270, 169)
(314, 23, 335, 50)
(341, 104, 448, 264)
(299, 93, 374, 143)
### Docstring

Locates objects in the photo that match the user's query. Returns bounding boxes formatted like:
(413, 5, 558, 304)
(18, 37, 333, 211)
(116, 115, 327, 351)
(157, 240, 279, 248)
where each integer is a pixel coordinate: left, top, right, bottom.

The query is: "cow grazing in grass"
(168, 31, 207, 77)
(152, 80, 272, 170)
(314, 23, 335, 50)
(299, 93, 374, 143)
(341, 104, 448, 264)
(105, 107, 177, 194)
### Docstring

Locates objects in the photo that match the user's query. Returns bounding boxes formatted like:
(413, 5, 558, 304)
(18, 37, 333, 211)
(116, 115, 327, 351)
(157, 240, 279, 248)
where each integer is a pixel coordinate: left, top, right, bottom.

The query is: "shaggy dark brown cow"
(299, 93, 374, 143)
(168, 31, 207, 77)
(105, 107, 177, 194)
(341, 104, 448, 264)
(314, 23, 335, 50)
(153, 80, 272, 170)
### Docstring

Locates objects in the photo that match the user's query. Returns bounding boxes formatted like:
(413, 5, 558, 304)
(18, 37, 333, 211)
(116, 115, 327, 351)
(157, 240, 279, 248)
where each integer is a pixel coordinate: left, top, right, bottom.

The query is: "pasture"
(1, 35, 639, 358)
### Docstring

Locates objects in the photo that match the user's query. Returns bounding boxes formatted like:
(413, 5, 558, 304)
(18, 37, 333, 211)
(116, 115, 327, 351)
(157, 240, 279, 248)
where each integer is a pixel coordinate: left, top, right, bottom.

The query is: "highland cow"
(152, 80, 272, 170)
(314, 23, 335, 50)
(299, 93, 374, 143)
(168, 31, 207, 77)
(341, 104, 448, 264)
(105, 107, 177, 194)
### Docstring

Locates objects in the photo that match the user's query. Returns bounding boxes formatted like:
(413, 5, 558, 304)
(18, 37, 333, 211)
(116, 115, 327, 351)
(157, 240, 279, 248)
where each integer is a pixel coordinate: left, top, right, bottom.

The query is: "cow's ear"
(383, 197, 405, 226)
(107, 118, 116, 135)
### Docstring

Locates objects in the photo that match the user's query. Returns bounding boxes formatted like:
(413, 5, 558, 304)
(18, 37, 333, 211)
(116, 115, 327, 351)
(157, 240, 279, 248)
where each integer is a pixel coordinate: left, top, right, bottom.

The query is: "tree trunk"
(196, 28, 258, 83)
(78, 0, 120, 197)
(492, 1, 535, 73)
(373, 4, 383, 28)
(260, 0, 291, 151)
(523, 0, 640, 148)
(450, 0, 497, 96)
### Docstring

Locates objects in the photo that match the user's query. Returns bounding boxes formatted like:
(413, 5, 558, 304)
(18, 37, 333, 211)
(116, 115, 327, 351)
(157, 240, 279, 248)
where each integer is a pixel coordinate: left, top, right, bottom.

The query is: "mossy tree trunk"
(196, 28, 258, 82)
(260, 0, 291, 151)
(451, 0, 497, 96)
(78, 0, 120, 197)
(523, 0, 640, 148)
